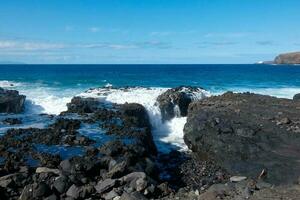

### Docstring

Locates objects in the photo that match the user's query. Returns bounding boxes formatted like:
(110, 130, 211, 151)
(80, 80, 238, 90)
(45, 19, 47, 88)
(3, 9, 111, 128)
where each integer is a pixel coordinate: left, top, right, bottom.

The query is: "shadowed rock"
(0, 87, 25, 113)
(184, 92, 300, 184)
(157, 86, 207, 121)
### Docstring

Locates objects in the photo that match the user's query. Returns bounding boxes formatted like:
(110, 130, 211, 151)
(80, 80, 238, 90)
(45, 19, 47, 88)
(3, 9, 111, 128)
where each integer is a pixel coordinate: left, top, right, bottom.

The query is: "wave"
(19, 86, 76, 115)
(0, 80, 22, 88)
(81, 86, 208, 152)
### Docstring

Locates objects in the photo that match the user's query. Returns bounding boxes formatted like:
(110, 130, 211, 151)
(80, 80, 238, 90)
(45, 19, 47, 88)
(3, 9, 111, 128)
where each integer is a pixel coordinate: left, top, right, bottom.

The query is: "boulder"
(293, 93, 300, 101)
(121, 103, 151, 128)
(2, 118, 22, 125)
(157, 86, 207, 121)
(184, 92, 300, 184)
(95, 178, 117, 194)
(0, 87, 25, 113)
(66, 96, 100, 113)
(19, 183, 51, 200)
(120, 191, 148, 200)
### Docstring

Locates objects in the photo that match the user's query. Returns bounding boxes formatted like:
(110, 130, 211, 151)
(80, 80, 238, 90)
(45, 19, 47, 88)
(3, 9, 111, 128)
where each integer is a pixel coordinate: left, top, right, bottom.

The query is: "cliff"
(274, 52, 300, 64)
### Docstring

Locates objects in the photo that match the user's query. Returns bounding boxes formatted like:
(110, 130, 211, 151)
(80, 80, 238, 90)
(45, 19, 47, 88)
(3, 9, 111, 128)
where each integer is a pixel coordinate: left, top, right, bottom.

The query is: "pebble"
(36, 167, 60, 175)
(230, 176, 247, 182)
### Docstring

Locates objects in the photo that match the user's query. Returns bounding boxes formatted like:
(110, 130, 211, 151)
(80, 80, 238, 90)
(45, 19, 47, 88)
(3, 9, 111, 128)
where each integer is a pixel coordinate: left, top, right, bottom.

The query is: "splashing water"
(80, 86, 209, 151)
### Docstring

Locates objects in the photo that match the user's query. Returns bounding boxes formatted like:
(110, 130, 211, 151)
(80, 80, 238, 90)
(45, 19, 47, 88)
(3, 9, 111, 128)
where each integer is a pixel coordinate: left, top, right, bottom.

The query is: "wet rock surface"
(1, 118, 22, 125)
(293, 93, 300, 100)
(184, 92, 300, 185)
(1, 88, 300, 199)
(0, 87, 26, 113)
(157, 86, 207, 121)
(0, 94, 167, 199)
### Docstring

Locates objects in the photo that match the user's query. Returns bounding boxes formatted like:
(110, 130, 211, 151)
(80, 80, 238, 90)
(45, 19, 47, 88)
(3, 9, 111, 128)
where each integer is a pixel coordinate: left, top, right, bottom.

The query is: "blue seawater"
(1, 64, 300, 152)
(1, 64, 300, 94)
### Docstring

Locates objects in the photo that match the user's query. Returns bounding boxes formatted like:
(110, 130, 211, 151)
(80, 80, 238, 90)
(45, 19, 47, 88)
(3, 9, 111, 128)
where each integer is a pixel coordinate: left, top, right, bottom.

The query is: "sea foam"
(0, 80, 21, 88)
(81, 86, 209, 151)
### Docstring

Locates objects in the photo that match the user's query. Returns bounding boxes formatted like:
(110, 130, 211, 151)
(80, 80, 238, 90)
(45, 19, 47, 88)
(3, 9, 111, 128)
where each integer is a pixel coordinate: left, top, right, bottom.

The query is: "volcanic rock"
(157, 86, 206, 121)
(184, 92, 300, 184)
(0, 87, 26, 113)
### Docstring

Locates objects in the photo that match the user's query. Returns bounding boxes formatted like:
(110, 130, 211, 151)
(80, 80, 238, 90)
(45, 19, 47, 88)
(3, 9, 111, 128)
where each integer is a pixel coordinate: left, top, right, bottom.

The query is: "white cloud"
(78, 43, 138, 50)
(204, 32, 250, 38)
(89, 27, 100, 33)
(0, 39, 172, 53)
(0, 40, 66, 50)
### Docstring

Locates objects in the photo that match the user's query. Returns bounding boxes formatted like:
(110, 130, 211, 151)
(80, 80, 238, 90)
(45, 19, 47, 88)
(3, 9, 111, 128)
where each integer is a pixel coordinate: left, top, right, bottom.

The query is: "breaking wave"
(80, 86, 209, 151)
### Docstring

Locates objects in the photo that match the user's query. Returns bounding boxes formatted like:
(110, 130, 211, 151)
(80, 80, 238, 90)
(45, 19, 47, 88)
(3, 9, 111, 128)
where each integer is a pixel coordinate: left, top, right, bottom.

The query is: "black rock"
(2, 118, 22, 125)
(120, 191, 147, 200)
(19, 183, 51, 200)
(33, 182, 51, 198)
(66, 96, 100, 113)
(95, 178, 117, 194)
(66, 184, 81, 199)
(121, 103, 151, 128)
(184, 92, 300, 184)
(293, 93, 300, 101)
(157, 86, 206, 121)
(53, 176, 70, 194)
(0, 87, 26, 113)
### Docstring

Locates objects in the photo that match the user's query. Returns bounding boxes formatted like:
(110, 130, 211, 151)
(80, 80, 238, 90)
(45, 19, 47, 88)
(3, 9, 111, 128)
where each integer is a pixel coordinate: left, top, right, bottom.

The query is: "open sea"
(1, 64, 300, 152)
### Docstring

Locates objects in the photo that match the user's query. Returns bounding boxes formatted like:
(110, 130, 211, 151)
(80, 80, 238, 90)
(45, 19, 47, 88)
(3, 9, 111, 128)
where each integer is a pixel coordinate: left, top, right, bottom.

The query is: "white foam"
(105, 83, 113, 87)
(18, 87, 76, 115)
(0, 80, 22, 88)
(81, 86, 208, 152)
(226, 87, 300, 99)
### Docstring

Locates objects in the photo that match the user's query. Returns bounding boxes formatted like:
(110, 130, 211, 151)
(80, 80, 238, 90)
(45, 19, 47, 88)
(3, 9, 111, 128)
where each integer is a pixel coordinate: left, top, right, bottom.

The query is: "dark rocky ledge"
(0, 87, 26, 113)
(1, 88, 300, 200)
(184, 92, 300, 185)
(156, 86, 206, 121)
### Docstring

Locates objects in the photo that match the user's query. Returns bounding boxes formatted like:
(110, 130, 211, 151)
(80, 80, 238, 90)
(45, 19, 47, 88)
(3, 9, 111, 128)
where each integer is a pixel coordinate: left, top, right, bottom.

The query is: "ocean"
(1, 64, 300, 152)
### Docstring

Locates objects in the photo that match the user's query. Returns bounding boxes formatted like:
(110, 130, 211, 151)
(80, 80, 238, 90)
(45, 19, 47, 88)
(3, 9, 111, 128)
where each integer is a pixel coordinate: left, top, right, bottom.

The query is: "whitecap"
(80, 86, 208, 152)
(0, 80, 22, 88)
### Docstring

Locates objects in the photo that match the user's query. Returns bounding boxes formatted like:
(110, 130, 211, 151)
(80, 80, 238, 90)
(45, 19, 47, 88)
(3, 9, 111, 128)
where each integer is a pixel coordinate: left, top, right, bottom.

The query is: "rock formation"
(274, 52, 300, 64)
(0, 87, 26, 113)
(184, 92, 300, 184)
(156, 86, 207, 121)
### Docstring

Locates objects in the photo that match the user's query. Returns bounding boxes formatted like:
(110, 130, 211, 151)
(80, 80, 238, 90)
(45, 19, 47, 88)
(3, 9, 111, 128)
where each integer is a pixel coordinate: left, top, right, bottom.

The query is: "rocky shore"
(0, 87, 300, 199)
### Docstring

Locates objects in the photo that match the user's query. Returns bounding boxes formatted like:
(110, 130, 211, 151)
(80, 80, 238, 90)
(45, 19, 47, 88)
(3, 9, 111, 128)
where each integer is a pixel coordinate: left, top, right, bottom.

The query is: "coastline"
(1, 84, 300, 199)
(1, 65, 300, 199)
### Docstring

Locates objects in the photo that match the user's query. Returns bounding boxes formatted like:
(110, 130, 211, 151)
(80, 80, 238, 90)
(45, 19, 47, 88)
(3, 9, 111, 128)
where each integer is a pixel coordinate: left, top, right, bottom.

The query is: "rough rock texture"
(66, 96, 100, 113)
(293, 93, 300, 100)
(184, 92, 300, 184)
(157, 86, 206, 121)
(65, 96, 157, 155)
(274, 52, 300, 64)
(0, 87, 26, 113)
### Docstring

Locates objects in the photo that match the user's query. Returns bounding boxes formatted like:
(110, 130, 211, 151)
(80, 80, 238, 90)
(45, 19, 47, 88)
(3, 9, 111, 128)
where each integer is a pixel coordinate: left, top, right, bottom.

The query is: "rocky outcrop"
(157, 86, 207, 121)
(0, 107, 160, 200)
(274, 52, 300, 64)
(66, 96, 100, 113)
(184, 92, 300, 184)
(293, 93, 300, 100)
(0, 87, 25, 113)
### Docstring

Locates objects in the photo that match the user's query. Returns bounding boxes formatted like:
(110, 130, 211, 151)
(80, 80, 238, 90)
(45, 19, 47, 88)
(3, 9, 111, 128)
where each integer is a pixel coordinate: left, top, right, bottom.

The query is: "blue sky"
(0, 0, 300, 64)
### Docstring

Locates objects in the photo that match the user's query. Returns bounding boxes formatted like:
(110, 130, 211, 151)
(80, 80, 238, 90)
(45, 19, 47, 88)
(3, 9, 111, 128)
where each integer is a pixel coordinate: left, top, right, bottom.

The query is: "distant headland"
(258, 52, 300, 65)
(274, 52, 300, 64)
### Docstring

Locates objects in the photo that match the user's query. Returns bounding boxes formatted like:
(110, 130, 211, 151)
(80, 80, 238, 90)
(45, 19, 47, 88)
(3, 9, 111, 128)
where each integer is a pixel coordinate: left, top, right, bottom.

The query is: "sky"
(0, 0, 300, 64)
